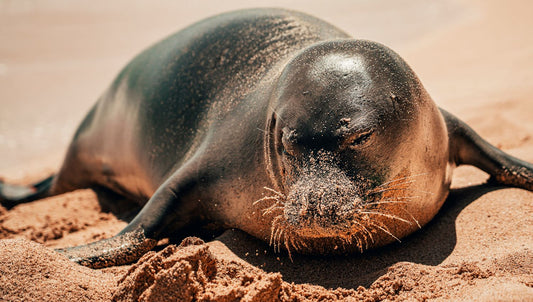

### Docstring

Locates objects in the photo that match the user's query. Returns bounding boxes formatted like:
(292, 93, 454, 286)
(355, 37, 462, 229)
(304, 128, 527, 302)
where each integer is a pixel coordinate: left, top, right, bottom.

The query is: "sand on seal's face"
(1, 0, 533, 301)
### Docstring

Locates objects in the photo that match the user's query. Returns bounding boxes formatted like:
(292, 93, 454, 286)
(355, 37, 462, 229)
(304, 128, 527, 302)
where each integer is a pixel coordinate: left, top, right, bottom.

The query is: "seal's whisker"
(284, 235, 293, 261)
(383, 188, 436, 196)
(263, 206, 283, 213)
(361, 232, 370, 251)
(296, 236, 305, 251)
(273, 225, 282, 251)
(359, 210, 412, 225)
(262, 205, 284, 216)
(369, 180, 415, 194)
(398, 207, 422, 229)
(342, 235, 349, 246)
(366, 196, 422, 230)
(394, 195, 422, 200)
(364, 200, 408, 206)
(366, 180, 418, 195)
(353, 220, 375, 244)
(375, 198, 422, 229)
(350, 231, 365, 253)
(293, 237, 301, 253)
(354, 235, 364, 253)
(375, 172, 429, 188)
(368, 221, 401, 243)
(365, 173, 430, 196)
(291, 236, 299, 251)
(269, 215, 282, 247)
(269, 225, 276, 246)
(273, 228, 279, 251)
(348, 233, 360, 252)
(272, 227, 279, 251)
(340, 236, 348, 251)
(377, 179, 418, 190)
(271, 215, 287, 253)
(368, 187, 434, 196)
(277, 229, 284, 253)
(263, 186, 286, 198)
(373, 195, 422, 202)
(253, 195, 279, 205)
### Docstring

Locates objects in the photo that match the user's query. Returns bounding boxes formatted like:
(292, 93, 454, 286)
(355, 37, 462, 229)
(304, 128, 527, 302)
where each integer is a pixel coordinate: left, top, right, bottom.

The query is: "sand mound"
(112, 237, 366, 302)
(0, 189, 127, 249)
(113, 237, 283, 302)
(0, 239, 117, 301)
(0, 190, 106, 243)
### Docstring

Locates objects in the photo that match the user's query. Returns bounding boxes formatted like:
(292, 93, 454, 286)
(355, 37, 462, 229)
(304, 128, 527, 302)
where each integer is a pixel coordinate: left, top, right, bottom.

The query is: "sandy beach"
(1, 0, 532, 301)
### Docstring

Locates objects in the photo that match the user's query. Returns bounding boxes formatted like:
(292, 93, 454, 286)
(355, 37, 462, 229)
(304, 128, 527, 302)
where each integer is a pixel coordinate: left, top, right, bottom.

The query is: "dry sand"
(1, 0, 532, 301)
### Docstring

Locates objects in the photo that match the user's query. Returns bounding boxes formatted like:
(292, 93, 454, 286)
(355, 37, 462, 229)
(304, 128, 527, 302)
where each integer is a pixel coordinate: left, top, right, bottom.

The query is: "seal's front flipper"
(442, 109, 533, 191)
(0, 175, 54, 209)
(56, 162, 204, 268)
(55, 227, 157, 268)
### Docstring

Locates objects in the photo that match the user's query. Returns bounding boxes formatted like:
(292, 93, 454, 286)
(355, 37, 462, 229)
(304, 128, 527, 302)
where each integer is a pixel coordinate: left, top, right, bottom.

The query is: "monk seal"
(1, 8, 532, 268)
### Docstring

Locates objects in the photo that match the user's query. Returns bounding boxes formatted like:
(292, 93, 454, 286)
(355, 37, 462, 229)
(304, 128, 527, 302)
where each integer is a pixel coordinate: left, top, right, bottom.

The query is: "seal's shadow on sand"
(218, 183, 499, 289)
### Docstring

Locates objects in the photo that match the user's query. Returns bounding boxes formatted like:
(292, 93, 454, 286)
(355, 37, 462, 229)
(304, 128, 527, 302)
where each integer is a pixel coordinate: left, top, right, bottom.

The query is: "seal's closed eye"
(346, 130, 374, 148)
(281, 127, 298, 156)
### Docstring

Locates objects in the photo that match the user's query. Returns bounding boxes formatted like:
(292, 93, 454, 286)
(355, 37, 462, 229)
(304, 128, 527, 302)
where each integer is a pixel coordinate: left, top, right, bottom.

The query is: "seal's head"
(265, 40, 451, 254)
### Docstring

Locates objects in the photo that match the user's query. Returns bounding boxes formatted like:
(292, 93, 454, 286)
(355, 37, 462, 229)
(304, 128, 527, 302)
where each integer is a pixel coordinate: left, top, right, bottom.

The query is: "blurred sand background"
(1, 0, 532, 301)
(0, 0, 503, 177)
(1, 0, 531, 177)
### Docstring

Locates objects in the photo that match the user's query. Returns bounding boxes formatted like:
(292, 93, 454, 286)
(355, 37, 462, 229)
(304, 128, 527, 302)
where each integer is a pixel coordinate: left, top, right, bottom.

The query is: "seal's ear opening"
(441, 109, 533, 191)
(264, 111, 286, 193)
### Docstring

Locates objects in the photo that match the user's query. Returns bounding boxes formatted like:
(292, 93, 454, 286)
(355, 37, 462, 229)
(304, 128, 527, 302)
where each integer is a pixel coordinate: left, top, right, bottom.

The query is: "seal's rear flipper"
(442, 109, 533, 191)
(0, 175, 54, 209)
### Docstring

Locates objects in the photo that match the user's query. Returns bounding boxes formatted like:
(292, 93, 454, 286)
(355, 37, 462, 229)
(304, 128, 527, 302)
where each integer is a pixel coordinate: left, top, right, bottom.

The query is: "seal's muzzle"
(283, 153, 366, 237)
